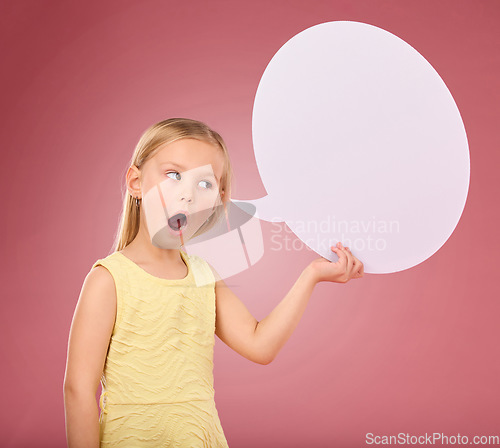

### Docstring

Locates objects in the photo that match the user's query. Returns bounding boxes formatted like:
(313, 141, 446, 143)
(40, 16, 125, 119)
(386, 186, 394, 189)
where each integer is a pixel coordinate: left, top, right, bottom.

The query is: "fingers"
(332, 243, 364, 274)
(342, 245, 355, 278)
(345, 246, 364, 278)
(343, 245, 364, 279)
(331, 242, 351, 281)
(330, 242, 365, 282)
(331, 243, 347, 265)
(352, 259, 362, 278)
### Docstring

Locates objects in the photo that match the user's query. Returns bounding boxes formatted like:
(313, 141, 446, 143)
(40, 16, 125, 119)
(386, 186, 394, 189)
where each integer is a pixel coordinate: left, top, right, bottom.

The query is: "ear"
(126, 164, 142, 199)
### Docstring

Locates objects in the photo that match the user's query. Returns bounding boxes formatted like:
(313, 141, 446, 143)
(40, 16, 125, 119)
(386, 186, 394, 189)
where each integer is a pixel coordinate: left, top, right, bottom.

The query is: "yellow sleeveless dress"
(90, 250, 229, 447)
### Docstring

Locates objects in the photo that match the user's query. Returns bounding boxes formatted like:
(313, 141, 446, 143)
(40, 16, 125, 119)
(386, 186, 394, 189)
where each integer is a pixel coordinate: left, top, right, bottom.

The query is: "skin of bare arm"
(63, 266, 117, 447)
(214, 242, 363, 365)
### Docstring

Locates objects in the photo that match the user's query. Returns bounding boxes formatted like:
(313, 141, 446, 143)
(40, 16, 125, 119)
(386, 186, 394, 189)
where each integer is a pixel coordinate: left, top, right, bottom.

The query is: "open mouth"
(168, 213, 187, 231)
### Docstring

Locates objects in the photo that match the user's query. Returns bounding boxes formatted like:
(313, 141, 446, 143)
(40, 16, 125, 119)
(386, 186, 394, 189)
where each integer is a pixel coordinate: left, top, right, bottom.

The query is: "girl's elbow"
(245, 351, 271, 365)
(250, 335, 276, 364)
(259, 356, 274, 365)
(252, 357, 271, 365)
(253, 349, 275, 365)
(63, 381, 96, 400)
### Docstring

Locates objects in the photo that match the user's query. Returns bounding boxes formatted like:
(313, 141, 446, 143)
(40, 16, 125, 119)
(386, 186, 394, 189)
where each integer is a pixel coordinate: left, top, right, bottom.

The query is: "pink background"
(2, 1, 499, 446)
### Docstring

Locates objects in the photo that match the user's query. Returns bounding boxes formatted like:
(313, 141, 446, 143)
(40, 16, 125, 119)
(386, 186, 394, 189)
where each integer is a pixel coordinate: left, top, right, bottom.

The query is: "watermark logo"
(270, 216, 400, 252)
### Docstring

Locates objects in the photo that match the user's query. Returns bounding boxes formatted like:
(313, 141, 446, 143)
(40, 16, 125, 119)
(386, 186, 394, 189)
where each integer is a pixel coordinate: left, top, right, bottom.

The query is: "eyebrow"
(160, 161, 185, 169)
(159, 162, 219, 180)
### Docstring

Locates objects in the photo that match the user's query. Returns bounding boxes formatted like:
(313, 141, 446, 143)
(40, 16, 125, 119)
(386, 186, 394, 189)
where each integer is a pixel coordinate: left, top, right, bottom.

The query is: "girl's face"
(134, 138, 225, 249)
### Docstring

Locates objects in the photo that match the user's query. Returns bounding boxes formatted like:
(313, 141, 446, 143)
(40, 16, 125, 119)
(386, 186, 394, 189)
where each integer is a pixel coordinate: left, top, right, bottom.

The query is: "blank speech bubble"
(244, 21, 470, 274)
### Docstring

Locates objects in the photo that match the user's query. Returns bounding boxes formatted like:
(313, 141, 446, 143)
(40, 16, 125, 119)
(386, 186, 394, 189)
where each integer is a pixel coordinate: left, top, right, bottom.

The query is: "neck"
(124, 211, 183, 264)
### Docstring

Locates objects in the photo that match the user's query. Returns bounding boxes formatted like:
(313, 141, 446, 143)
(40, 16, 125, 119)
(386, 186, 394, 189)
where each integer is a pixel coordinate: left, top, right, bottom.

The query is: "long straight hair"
(112, 118, 233, 253)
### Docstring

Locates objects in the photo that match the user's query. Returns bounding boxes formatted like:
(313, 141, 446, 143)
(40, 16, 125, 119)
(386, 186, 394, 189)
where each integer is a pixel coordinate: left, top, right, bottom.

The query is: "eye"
(166, 171, 181, 181)
(199, 180, 213, 189)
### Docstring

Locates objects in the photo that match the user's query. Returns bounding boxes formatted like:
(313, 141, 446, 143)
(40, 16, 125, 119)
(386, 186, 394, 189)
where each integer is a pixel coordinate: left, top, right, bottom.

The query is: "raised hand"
(307, 241, 364, 284)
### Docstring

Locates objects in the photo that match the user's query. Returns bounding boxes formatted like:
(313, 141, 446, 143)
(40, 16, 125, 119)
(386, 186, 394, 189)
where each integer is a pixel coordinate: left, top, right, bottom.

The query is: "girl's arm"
(63, 266, 117, 447)
(213, 243, 363, 365)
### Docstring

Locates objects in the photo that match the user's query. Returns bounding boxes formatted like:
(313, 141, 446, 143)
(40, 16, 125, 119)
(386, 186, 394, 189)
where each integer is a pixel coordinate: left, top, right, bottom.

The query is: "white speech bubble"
(244, 21, 470, 274)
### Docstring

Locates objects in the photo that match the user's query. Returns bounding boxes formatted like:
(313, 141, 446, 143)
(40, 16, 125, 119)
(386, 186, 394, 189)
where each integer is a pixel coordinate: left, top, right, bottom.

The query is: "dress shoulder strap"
(185, 252, 216, 288)
(90, 252, 125, 287)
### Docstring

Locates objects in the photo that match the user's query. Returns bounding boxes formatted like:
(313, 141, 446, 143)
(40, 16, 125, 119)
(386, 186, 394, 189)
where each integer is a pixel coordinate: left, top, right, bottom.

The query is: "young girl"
(63, 118, 364, 447)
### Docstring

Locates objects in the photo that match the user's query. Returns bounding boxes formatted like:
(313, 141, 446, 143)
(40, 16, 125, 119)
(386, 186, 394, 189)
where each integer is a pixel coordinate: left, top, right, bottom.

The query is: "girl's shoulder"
(90, 251, 122, 271)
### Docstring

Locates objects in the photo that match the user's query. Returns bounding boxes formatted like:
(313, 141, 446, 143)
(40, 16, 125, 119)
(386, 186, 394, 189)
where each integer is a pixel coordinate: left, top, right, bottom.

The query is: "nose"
(180, 182, 195, 203)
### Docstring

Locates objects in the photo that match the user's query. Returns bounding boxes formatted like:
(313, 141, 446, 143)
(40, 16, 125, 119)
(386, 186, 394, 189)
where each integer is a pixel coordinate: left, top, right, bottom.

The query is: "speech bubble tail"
(231, 196, 285, 223)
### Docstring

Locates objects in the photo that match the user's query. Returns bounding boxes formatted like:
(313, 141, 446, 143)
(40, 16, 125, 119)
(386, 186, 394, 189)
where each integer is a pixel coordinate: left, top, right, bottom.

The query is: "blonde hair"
(112, 118, 233, 252)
